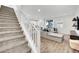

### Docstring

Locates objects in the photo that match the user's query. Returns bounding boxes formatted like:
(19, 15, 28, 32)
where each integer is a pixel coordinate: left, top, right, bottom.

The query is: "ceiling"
(21, 5, 78, 18)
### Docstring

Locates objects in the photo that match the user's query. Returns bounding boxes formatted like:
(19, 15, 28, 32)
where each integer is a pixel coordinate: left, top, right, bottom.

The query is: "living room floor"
(41, 37, 73, 53)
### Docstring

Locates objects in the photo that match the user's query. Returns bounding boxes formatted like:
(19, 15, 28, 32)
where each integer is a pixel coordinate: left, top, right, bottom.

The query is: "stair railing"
(29, 21, 40, 52)
(13, 6, 40, 53)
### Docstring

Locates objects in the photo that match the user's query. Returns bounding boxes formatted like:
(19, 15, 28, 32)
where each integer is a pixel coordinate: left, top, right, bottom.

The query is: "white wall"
(5, 5, 78, 34)
(60, 16, 73, 34)
(20, 5, 77, 34)
(74, 6, 79, 16)
(20, 5, 77, 17)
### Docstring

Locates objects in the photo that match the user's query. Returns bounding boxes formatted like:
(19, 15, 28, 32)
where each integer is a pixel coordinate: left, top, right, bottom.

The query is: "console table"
(41, 31, 64, 42)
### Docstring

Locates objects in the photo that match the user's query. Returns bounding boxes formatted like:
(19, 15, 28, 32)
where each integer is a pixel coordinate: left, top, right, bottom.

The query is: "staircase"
(0, 6, 31, 53)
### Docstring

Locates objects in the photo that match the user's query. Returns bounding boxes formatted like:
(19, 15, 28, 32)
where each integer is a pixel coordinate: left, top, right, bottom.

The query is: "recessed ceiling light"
(37, 9, 41, 12)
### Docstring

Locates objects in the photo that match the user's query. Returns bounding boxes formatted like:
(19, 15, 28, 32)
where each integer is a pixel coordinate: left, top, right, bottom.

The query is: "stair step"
(0, 27, 20, 29)
(0, 11, 15, 15)
(0, 13, 15, 16)
(0, 37, 27, 52)
(0, 11, 15, 16)
(0, 17, 17, 20)
(1, 10, 14, 14)
(0, 18, 18, 21)
(0, 23, 19, 25)
(0, 31, 23, 38)
(0, 20, 18, 23)
(0, 23, 20, 27)
(0, 35, 25, 42)
(0, 28, 21, 32)
(0, 11, 15, 13)
(0, 14, 15, 17)
(2, 43, 31, 53)
(0, 14, 17, 17)
(0, 30, 22, 34)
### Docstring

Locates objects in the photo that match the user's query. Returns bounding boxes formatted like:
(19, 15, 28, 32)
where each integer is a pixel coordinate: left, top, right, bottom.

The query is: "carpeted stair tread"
(2, 43, 31, 53)
(0, 23, 20, 27)
(0, 38, 27, 52)
(0, 35, 25, 42)
(0, 28, 21, 32)
(0, 31, 24, 38)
